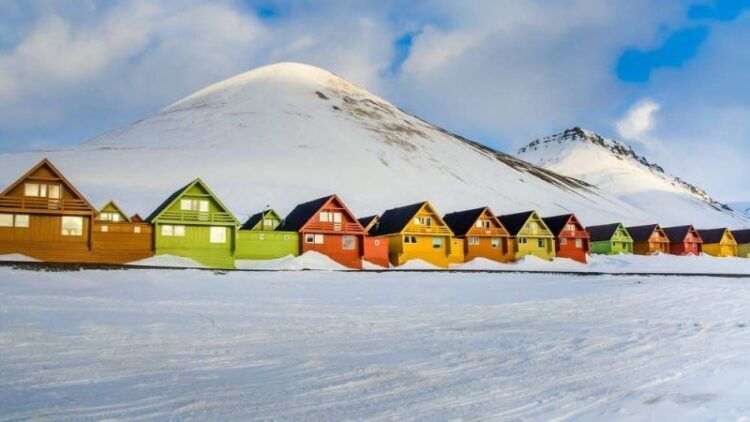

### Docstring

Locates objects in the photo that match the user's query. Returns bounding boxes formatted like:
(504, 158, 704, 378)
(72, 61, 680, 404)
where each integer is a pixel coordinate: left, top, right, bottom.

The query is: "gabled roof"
(663, 225, 701, 243)
(497, 211, 539, 236)
(626, 224, 665, 242)
(542, 214, 587, 237)
(586, 223, 629, 242)
(98, 200, 130, 222)
(0, 158, 96, 213)
(146, 178, 239, 225)
(732, 229, 750, 244)
(241, 209, 281, 231)
(697, 228, 733, 244)
(358, 215, 379, 232)
(130, 214, 144, 222)
(278, 194, 363, 233)
(443, 207, 494, 237)
(370, 201, 452, 236)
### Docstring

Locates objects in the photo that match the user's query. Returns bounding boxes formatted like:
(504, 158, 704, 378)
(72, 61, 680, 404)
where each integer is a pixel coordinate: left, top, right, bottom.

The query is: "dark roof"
(277, 195, 333, 231)
(626, 224, 660, 242)
(586, 223, 625, 242)
(542, 214, 574, 237)
(732, 229, 750, 244)
(497, 211, 535, 236)
(662, 226, 698, 243)
(241, 211, 265, 230)
(442, 208, 486, 237)
(358, 215, 378, 231)
(146, 181, 192, 222)
(370, 203, 425, 236)
(697, 228, 729, 244)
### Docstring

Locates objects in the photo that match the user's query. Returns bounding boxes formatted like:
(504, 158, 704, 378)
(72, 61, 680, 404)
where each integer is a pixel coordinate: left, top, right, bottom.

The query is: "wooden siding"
(461, 208, 514, 264)
(363, 236, 389, 268)
(236, 230, 299, 260)
(0, 214, 93, 262)
(511, 212, 555, 261)
(297, 196, 365, 269)
(92, 221, 153, 264)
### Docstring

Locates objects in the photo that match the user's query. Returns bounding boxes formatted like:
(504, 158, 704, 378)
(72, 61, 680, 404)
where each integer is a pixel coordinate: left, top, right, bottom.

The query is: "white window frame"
(314, 234, 325, 244)
(209, 226, 227, 244)
(519, 238, 528, 245)
(48, 185, 61, 199)
(14, 214, 30, 228)
(305, 233, 315, 244)
(342, 235, 356, 250)
(469, 236, 480, 245)
(180, 199, 192, 211)
(0, 213, 13, 227)
(491, 237, 500, 249)
(61, 216, 84, 237)
(432, 237, 443, 249)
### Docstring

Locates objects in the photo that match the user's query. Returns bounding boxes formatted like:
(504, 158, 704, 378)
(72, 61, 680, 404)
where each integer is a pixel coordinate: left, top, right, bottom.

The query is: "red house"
(279, 195, 366, 269)
(358, 215, 390, 268)
(663, 225, 703, 256)
(542, 214, 590, 263)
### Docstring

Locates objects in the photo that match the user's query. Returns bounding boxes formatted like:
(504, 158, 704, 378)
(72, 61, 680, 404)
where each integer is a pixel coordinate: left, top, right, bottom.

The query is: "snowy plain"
(1, 267, 750, 420)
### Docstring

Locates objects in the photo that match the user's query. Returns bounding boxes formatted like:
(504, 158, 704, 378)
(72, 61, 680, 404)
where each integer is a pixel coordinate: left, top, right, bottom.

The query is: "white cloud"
(616, 99, 661, 141)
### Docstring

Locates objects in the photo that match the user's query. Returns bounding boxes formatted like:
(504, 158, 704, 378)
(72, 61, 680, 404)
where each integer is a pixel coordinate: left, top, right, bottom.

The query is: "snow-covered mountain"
(515, 127, 747, 227)
(0, 63, 743, 227)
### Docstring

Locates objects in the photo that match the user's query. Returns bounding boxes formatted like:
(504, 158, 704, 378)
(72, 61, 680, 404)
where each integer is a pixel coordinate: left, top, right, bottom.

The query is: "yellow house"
(369, 201, 462, 268)
(497, 211, 555, 260)
(733, 229, 750, 258)
(698, 228, 738, 257)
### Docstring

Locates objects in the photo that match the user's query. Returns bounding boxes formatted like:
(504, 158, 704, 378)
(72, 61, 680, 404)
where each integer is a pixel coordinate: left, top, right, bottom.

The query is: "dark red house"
(278, 194, 366, 269)
(542, 214, 590, 263)
(662, 225, 703, 256)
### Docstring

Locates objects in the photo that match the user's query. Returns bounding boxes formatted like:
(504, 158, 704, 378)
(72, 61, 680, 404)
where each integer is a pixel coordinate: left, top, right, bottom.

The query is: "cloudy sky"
(1, 0, 749, 200)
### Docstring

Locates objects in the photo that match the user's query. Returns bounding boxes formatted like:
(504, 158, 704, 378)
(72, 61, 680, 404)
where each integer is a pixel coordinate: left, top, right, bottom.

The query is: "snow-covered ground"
(1, 268, 750, 420)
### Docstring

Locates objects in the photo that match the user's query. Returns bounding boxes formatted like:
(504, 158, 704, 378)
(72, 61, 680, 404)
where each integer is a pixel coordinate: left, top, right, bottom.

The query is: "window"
(565, 224, 576, 232)
(491, 237, 500, 249)
(24, 183, 61, 198)
(560, 238, 567, 245)
(180, 199, 191, 210)
(332, 212, 342, 223)
(404, 235, 417, 244)
(305, 233, 315, 243)
(0, 214, 13, 227)
(320, 212, 340, 223)
(432, 237, 443, 249)
(483, 220, 492, 229)
(320, 212, 330, 222)
(342, 235, 356, 250)
(100, 225, 108, 232)
(24, 183, 39, 197)
(537, 239, 545, 248)
(112, 214, 120, 222)
(519, 238, 528, 244)
(100, 212, 121, 222)
(283, 234, 290, 241)
(575, 239, 583, 248)
(61, 216, 83, 236)
(469, 236, 480, 245)
(181, 199, 209, 212)
(259, 233, 265, 240)
(418, 216, 432, 226)
(530, 222, 539, 233)
(476, 220, 483, 228)
(314, 234, 324, 244)
(374, 239, 380, 246)
(210, 227, 227, 243)
(134, 226, 141, 234)
(263, 218, 275, 229)
(14, 214, 29, 228)
(199, 200, 209, 213)
(162, 225, 174, 236)
(174, 226, 185, 237)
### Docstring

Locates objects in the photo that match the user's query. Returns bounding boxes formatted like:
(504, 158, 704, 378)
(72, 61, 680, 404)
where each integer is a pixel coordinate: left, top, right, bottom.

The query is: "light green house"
(236, 209, 299, 260)
(586, 223, 634, 255)
(146, 179, 239, 268)
(733, 229, 750, 258)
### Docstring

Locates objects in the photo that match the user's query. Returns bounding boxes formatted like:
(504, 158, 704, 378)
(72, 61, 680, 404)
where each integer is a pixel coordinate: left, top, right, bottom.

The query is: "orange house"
(626, 224, 670, 255)
(359, 215, 390, 268)
(279, 195, 366, 269)
(542, 214, 590, 263)
(92, 201, 154, 264)
(442, 207, 513, 263)
(0, 159, 98, 263)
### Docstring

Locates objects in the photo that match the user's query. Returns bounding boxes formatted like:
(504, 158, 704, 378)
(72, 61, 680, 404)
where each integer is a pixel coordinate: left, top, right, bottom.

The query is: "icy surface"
(1, 268, 750, 420)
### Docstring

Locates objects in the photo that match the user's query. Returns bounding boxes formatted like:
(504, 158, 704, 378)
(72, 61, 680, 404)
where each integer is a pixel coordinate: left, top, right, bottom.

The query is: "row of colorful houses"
(1, 159, 749, 269)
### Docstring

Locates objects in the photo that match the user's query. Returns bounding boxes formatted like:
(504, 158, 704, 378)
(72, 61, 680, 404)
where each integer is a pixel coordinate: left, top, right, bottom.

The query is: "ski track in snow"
(1, 269, 750, 420)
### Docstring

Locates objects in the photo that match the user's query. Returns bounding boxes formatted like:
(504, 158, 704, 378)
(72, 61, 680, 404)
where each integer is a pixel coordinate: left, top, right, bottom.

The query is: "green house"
(236, 209, 299, 260)
(586, 223, 634, 255)
(146, 179, 239, 268)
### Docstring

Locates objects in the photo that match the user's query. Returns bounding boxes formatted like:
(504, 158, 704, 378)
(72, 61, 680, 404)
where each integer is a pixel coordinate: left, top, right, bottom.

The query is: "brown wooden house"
(442, 207, 513, 263)
(542, 214, 590, 263)
(662, 225, 703, 256)
(0, 159, 98, 262)
(92, 201, 154, 264)
(626, 224, 670, 255)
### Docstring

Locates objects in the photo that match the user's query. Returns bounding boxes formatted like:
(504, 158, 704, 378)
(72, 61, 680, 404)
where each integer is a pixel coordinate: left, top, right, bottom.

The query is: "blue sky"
(0, 0, 749, 199)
